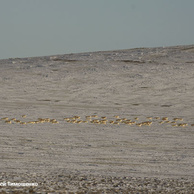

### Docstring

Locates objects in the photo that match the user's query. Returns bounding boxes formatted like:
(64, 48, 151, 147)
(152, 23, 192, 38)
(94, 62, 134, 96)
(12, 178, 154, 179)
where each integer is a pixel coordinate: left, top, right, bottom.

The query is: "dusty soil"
(0, 45, 194, 193)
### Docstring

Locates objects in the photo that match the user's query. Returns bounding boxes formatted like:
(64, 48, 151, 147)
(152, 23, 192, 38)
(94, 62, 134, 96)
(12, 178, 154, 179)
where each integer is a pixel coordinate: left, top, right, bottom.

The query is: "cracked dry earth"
(0, 45, 194, 193)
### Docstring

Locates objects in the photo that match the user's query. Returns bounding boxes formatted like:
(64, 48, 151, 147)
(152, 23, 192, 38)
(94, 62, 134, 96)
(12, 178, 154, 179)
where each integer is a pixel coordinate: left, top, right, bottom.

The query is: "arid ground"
(0, 45, 194, 193)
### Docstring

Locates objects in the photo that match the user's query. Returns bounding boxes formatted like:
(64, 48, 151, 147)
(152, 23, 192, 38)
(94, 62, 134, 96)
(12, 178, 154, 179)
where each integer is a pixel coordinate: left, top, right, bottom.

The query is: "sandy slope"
(0, 45, 194, 192)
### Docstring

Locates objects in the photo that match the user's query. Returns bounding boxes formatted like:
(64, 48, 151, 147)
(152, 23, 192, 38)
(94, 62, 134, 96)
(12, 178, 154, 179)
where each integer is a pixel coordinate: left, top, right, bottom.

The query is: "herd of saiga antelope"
(1, 115, 194, 127)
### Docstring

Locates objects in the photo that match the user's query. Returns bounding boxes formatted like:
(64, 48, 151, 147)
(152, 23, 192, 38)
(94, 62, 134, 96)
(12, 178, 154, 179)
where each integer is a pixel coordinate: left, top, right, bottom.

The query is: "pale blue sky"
(0, 0, 193, 59)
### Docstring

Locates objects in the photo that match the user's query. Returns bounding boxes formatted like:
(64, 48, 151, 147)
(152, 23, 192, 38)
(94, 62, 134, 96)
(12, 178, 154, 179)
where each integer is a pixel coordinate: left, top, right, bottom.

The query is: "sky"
(0, 0, 194, 59)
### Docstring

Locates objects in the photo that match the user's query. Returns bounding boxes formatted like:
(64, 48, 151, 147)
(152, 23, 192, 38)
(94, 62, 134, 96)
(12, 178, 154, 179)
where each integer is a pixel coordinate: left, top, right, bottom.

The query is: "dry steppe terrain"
(0, 45, 194, 193)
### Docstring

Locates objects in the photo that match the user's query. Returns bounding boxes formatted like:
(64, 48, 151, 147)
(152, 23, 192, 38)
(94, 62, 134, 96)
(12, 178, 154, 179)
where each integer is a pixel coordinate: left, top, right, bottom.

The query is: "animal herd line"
(1, 115, 194, 127)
